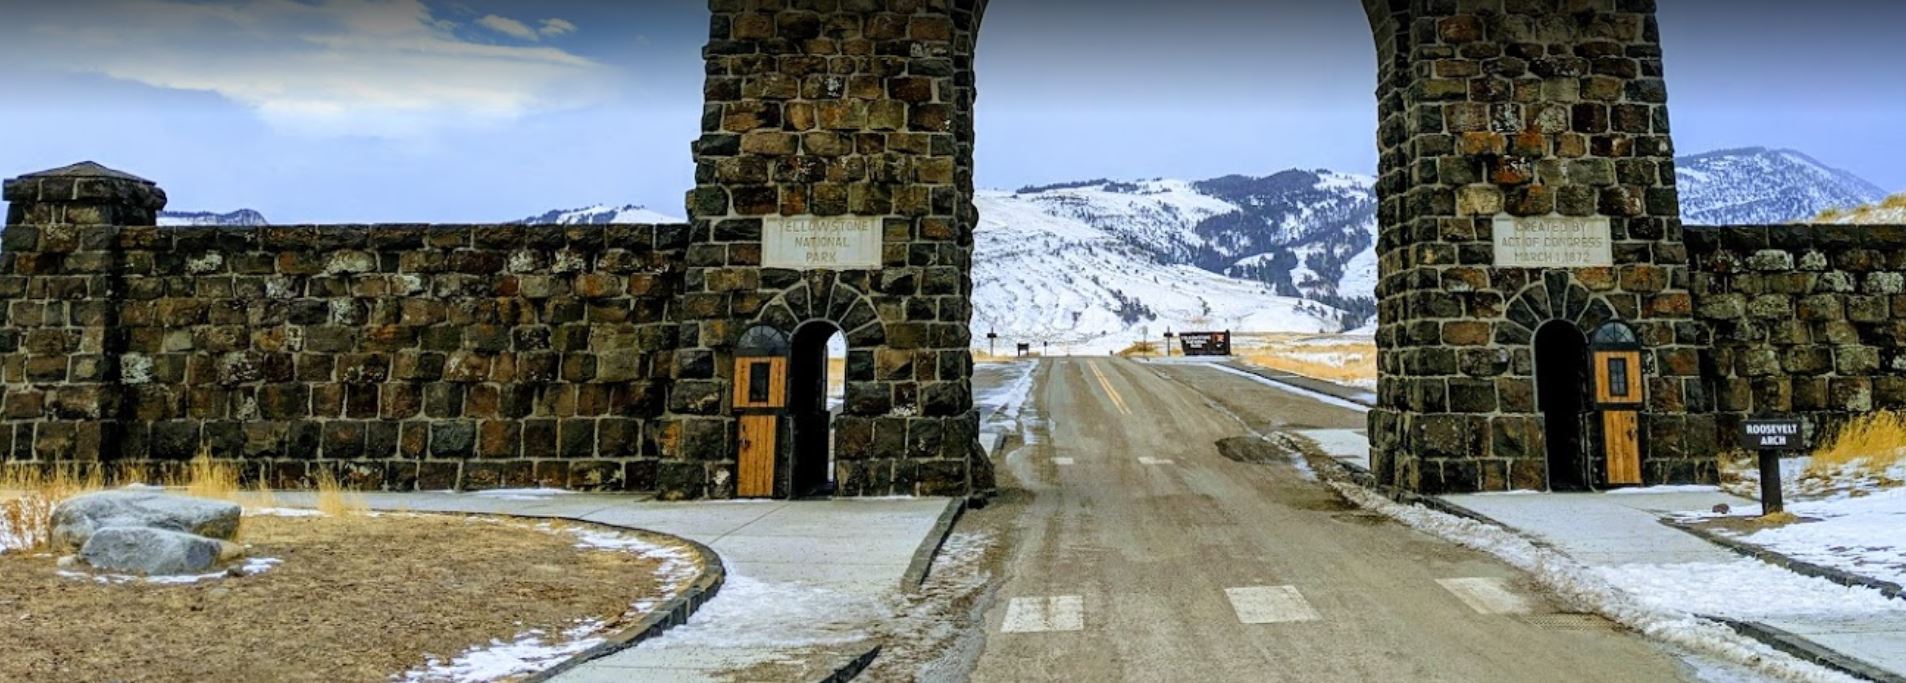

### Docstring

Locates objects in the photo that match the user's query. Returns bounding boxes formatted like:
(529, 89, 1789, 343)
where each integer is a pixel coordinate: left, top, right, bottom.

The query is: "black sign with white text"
(1741, 418, 1806, 451)
(1179, 331, 1232, 357)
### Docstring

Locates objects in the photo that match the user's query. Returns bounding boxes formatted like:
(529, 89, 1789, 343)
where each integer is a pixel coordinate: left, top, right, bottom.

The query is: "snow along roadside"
(1306, 452, 1857, 683)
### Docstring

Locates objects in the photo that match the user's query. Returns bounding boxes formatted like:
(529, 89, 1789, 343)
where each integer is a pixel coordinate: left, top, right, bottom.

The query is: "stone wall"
(1690, 225, 1906, 448)
(0, 221, 686, 491)
(1367, 1, 1705, 493)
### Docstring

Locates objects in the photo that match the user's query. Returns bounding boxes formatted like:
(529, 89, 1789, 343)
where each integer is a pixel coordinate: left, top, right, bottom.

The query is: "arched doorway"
(1535, 321, 1590, 492)
(788, 321, 846, 498)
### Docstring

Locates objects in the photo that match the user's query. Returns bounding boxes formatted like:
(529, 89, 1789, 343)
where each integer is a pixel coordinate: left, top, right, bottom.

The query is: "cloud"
(539, 18, 577, 37)
(477, 14, 538, 41)
(4, 0, 608, 138)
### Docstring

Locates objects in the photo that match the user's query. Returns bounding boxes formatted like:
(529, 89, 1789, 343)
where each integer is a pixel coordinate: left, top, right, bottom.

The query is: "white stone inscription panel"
(1491, 215, 1613, 268)
(763, 215, 884, 270)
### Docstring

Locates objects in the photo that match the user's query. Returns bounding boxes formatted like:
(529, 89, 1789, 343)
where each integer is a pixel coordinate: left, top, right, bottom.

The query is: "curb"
(1274, 431, 1504, 529)
(901, 496, 967, 592)
(523, 530, 727, 683)
(1218, 361, 1377, 407)
(1705, 616, 1906, 683)
(820, 644, 884, 683)
(1665, 518, 1905, 602)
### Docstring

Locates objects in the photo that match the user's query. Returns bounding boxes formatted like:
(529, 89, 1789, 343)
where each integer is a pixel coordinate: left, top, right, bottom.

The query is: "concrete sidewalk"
(1446, 489, 1906, 681)
(274, 491, 957, 682)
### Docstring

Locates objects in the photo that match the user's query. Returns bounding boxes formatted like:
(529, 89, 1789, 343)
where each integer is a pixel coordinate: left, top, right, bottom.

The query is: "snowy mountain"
(972, 191, 1346, 353)
(1004, 171, 1380, 317)
(158, 209, 268, 227)
(1675, 147, 1886, 225)
(515, 204, 679, 225)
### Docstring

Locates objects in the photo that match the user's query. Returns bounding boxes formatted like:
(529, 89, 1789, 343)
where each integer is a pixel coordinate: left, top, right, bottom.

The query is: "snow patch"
(404, 620, 609, 683)
(640, 573, 891, 651)
(1594, 560, 1906, 621)
(1606, 485, 1725, 496)
(58, 557, 282, 585)
(1325, 476, 1860, 682)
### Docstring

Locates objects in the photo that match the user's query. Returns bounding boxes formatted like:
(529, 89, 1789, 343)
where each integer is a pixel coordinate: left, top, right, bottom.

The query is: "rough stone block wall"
(681, 0, 990, 499)
(0, 223, 686, 491)
(1689, 225, 1906, 448)
(1368, 1, 1705, 493)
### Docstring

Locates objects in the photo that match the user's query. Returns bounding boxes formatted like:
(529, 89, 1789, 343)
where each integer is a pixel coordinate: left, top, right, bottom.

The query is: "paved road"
(967, 358, 1715, 682)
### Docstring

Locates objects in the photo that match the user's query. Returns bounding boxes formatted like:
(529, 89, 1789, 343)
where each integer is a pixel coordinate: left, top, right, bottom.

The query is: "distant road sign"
(1741, 418, 1806, 451)
(1179, 331, 1232, 357)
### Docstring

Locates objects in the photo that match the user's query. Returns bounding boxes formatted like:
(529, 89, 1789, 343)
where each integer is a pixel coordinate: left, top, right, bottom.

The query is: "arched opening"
(1535, 321, 1591, 492)
(968, 1, 1391, 354)
(788, 321, 846, 498)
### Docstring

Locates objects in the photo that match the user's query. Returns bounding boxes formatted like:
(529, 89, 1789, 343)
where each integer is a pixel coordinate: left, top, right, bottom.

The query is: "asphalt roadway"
(965, 358, 1719, 683)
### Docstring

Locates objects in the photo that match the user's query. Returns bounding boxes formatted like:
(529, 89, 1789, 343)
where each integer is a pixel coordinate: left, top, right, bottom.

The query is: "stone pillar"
(677, 2, 988, 499)
(4, 161, 166, 227)
(0, 162, 163, 466)
(1369, 3, 1704, 493)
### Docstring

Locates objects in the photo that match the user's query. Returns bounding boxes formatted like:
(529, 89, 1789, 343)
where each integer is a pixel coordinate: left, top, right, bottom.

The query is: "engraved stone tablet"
(763, 215, 884, 270)
(1491, 215, 1613, 268)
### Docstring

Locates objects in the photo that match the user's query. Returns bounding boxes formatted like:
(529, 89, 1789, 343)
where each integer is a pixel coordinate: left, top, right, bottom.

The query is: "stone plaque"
(763, 215, 884, 270)
(1491, 215, 1613, 268)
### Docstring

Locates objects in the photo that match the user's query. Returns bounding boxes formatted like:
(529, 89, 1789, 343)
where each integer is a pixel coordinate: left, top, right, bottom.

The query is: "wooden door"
(738, 414, 778, 498)
(1603, 411, 1642, 485)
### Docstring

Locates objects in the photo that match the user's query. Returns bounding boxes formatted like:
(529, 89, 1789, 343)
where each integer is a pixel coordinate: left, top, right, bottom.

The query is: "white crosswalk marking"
(1225, 586, 1320, 624)
(1053, 457, 1076, 466)
(1437, 577, 1539, 615)
(1001, 596, 1085, 633)
(1137, 457, 1174, 465)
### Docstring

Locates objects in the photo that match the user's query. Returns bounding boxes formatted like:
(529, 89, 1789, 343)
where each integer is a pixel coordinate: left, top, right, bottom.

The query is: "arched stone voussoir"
(750, 277, 884, 345)
(1505, 277, 1617, 337)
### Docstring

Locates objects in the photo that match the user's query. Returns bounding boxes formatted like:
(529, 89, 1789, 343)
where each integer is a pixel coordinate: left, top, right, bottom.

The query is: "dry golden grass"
(182, 451, 240, 501)
(1816, 192, 1906, 223)
(1116, 341, 1161, 357)
(1809, 410, 1906, 477)
(1758, 511, 1800, 525)
(1, 515, 698, 683)
(1, 465, 104, 551)
(1238, 340, 1379, 386)
(314, 468, 367, 518)
(827, 357, 847, 398)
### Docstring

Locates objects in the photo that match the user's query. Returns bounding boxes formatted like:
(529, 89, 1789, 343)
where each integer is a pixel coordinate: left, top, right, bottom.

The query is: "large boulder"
(52, 490, 241, 549)
(78, 526, 238, 576)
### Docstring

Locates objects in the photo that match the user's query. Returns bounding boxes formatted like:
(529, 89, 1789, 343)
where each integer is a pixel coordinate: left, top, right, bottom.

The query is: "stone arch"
(750, 274, 885, 350)
(1497, 274, 1620, 347)
(692, 1, 1692, 497)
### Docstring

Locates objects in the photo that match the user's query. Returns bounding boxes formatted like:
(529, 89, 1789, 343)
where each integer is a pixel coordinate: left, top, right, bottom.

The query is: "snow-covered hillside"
(1821, 193, 1906, 225)
(1005, 172, 1380, 310)
(972, 191, 1344, 354)
(1676, 147, 1886, 225)
(516, 204, 681, 225)
(158, 209, 268, 227)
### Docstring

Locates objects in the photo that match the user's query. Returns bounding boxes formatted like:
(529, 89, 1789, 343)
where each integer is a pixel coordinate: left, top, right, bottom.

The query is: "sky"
(0, 0, 1901, 222)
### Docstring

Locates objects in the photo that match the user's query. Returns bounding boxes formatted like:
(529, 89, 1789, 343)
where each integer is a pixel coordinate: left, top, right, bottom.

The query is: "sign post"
(1740, 417, 1806, 515)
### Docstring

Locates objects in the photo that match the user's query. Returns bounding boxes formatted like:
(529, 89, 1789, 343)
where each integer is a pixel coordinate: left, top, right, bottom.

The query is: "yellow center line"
(1088, 362, 1134, 416)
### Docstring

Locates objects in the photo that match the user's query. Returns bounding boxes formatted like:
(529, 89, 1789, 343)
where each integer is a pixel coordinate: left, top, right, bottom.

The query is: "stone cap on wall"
(1685, 224, 1906, 251)
(4, 161, 168, 226)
